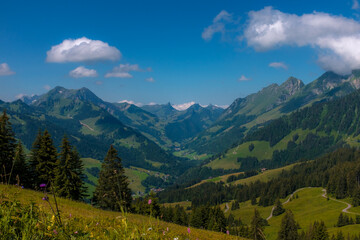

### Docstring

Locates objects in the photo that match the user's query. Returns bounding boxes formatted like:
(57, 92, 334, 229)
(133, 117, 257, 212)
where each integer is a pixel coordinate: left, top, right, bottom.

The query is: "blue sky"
(1, 0, 360, 108)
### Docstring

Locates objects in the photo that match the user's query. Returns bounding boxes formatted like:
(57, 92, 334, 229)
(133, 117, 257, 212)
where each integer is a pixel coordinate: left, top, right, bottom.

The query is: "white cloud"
(243, 7, 360, 74)
(353, 0, 359, 10)
(269, 62, 288, 69)
(202, 10, 233, 40)
(105, 63, 141, 78)
(238, 75, 250, 81)
(145, 77, 155, 82)
(148, 102, 157, 105)
(69, 66, 98, 78)
(172, 102, 196, 111)
(43, 85, 51, 90)
(0, 63, 15, 76)
(118, 99, 143, 107)
(46, 37, 121, 63)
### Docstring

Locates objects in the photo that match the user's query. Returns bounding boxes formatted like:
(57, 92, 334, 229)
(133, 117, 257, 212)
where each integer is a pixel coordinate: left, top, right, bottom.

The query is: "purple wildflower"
(42, 196, 48, 201)
(187, 227, 191, 234)
(226, 230, 229, 235)
(53, 229, 58, 235)
(21, 186, 24, 189)
(40, 183, 46, 188)
(74, 231, 78, 234)
(148, 199, 152, 205)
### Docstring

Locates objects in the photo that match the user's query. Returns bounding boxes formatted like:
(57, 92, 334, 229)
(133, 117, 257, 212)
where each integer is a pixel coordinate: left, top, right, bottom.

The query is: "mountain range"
(3, 69, 360, 192)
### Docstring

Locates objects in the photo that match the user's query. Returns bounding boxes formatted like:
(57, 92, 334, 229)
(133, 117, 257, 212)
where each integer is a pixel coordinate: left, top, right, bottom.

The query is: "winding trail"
(266, 187, 312, 220)
(224, 203, 230, 213)
(80, 121, 94, 131)
(267, 187, 360, 221)
(321, 189, 360, 215)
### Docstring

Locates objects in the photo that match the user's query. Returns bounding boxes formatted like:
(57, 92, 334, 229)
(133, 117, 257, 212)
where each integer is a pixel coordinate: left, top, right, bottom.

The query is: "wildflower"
(167, 227, 169, 231)
(53, 229, 58, 235)
(21, 186, 24, 189)
(40, 183, 46, 188)
(96, 222, 99, 226)
(187, 227, 190, 234)
(147, 227, 152, 231)
(69, 213, 72, 218)
(148, 199, 152, 205)
(42, 196, 49, 201)
(226, 230, 229, 235)
(163, 231, 166, 235)
(74, 231, 78, 234)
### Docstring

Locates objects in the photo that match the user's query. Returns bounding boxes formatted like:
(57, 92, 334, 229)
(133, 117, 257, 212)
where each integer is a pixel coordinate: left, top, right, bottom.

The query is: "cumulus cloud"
(105, 63, 141, 78)
(145, 77, 155, 82)
(269, 62, 288, 69)
(46, 37, 121, 63)
(202, 10, 233, 40)
(172, 102, 196, 111)
(69, 66, 98, 78)
(353, 0, 359, 10)
(243, 7, 360, 74)
(118, 99, 143, 107)
(0, 63, 15, 76)
(238, 75, 250, 81)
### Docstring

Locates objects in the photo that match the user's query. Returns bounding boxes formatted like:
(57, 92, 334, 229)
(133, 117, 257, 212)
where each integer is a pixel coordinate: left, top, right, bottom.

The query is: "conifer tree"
(12, 140, 31, 186)
(273, 199, 285, 216)
(278, 210, 299, 240)
(29, 130, 43, 188)
(93, 145, 132, 211)
(55, 136, 87, 200)
(35, 130, 58, 186)
(0, 109, 16, 182)
(250, 209, 266, 240)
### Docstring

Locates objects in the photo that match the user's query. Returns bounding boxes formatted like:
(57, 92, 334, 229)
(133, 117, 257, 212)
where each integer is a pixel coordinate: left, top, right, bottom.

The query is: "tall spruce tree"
(0, 109, 16, 182)
(29, 130, 43, 188)
(55, 136, 87, 200)
(250, 209, 266, 240)
(35, 130, 58, 186)
(278, 210, 299, 240)
(93, 145, 132, 211)
(12, 140, 31, 186)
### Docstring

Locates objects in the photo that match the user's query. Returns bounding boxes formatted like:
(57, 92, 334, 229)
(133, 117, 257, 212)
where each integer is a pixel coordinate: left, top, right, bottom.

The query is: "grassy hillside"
(264, 188, 360, 239)
(205, 128, 317, 170)
(0, 184, 243, 240)
(82, 158, 168, 197)
(168, 187, 360, 239)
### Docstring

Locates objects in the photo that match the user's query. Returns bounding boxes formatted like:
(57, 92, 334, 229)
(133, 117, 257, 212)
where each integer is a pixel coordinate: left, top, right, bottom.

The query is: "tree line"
(0, 109, 133, 211)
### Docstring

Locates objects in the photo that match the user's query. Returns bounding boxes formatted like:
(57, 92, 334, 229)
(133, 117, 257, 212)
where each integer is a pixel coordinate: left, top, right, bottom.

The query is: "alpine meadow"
(2, 1, 360, 239)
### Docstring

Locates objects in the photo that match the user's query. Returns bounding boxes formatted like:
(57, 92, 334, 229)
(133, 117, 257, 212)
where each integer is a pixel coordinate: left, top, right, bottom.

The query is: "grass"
(231, 163, 298, 186)
(214, 187, 360, 239)
(206, 128, 321, 170)
(0, 184, 244, 240)
(189, 163, 297, 189)
(124, 168, 148, 194)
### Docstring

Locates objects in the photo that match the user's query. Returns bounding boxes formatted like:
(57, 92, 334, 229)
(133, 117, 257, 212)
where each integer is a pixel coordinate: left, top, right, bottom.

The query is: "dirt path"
(80, 121, 94, 131)
(224, 203, 230, 213)
(266, 187, 312, 220)
(321, 189, 360, 215)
